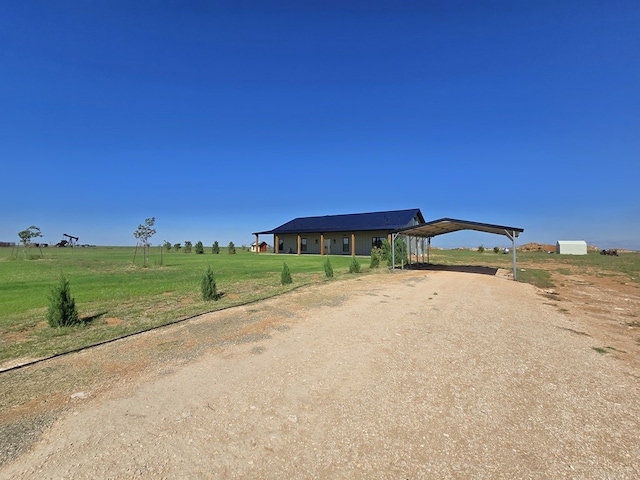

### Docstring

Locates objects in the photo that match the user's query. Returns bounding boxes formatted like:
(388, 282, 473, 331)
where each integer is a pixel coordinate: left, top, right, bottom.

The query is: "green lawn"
(1, 245, 638, 364)
(0, 246, 370, 362)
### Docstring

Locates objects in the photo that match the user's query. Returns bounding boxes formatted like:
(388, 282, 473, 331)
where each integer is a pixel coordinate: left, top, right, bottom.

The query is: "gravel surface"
(1, 269, 639, 479)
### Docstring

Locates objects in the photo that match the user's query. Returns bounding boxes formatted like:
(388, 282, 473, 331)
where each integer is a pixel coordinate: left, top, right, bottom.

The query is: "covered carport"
(392, 218, 524, 281)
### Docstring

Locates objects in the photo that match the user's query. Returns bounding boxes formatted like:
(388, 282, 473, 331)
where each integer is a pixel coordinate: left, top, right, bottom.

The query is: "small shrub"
(281, 262, 292, 285)
(212, 241, 219, 254)
(349, 256, 361, 274)
(201, 266, 217, 301)
(370, 247, 383, 268)
(477, 244, 485, 253)
(324, 257, 334, 278)
(47, 275, 80, 327)
(228, 241, 236, 254)
(184, 241, 192, 253)
(493, 246, 500, 254)
(195, 241, 204, 254)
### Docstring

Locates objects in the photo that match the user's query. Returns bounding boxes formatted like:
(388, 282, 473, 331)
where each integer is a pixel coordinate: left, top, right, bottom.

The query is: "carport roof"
(395, 218, 524, 239)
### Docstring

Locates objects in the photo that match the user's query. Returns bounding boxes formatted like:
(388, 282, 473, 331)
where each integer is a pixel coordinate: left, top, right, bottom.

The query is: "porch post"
(275, 235, 279, 255)
(255, 234, 259, 255)
(351, 233, 355, 256)
(297, 234, 301, 255)
(320, 233, 325, 255)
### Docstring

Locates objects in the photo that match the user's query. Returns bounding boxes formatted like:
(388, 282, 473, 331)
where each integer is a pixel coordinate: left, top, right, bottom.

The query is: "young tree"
(133, 217, 156, 266)
(47, 274, 80, 327)
(184, 241, 193, 253)
(281, 262, 293, 285)
(349, 256, 361, 273)
(212, 241, 219, 254)
(324, 257, 334, 278)
(163, 240, 172, 252)
(18, 225, 42, 258)
(195, 241, 204, 254)
(228, 241, 236, 254)
(173, 243, 181, 252)
(201, 266, 218, 301)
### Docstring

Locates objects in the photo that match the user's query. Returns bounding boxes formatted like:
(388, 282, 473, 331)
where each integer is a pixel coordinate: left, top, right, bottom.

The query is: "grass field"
(1, 245, 638, 365)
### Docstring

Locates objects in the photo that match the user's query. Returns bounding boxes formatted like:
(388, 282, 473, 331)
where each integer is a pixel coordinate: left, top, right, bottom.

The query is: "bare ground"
(1, 266, 639, 479)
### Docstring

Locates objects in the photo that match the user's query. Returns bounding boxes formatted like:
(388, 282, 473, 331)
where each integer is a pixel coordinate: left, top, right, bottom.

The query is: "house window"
(301, 238, 307, 252)
(343, 236, 350, 253)
(278, 239, 284, 252)
(372, 237, 384, 249)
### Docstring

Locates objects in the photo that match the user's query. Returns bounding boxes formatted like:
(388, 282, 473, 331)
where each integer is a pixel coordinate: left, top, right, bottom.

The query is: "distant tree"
(184, 241, 192, 253)
(18, 225, 42, 258)
(173, 243, 181, 252)
(477, 244, 485, 253)
(195, 241, 204, 254)
(281, 262, 292, 285)
(133, 217, 156, 266)
(228, 241, 236, 254)
(201, 266, 218, 301)
(324, 257, 334, 278)
(47, 274, 80, 327)
(493, 246, 500, 254)
(163, 240, 172, 251)
(212, 241, 220, 254)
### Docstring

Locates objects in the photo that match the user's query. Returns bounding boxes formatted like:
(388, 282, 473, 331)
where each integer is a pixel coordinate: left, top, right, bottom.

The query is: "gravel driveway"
(1, 269, 639, 479)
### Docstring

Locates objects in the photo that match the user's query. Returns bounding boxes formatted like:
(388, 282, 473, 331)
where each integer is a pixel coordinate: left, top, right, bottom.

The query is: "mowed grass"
(1, 246, 638, 364)
(0, 246, 366, 363)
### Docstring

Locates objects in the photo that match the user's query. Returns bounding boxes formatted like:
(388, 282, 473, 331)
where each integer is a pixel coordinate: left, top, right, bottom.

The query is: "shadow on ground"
(405, 263, 499, 276)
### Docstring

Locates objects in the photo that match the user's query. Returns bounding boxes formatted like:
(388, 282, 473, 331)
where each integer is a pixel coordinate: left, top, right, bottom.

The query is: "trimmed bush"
(349, 256, 361, 273)
(201, 266, 217, 301)
(370, 247, 382, 268)
(281, 262, 292, 285)
(47, 275, 80, 327)
(324, 257, 334, 278)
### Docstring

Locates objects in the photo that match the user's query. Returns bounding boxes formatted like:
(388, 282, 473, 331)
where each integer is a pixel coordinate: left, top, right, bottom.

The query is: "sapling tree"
(349, 256, 361, 273)
(195, 241, 204, 254)
(212, 241, 219, 254)
(18, 225, 42, 258)
(201, 266, 217, 301)
(281, 262, 292, 285)
(163, 240, 172, 251)
(228, 241, 236, 254)
(47, 274, 80, 327)
(324, 257, 334, 278)
(184, 241, 192, 253)
(133, 217, 156, 266)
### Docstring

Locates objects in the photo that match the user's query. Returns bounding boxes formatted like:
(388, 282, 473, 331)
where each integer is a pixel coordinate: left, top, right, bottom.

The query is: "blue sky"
(2, 1, 639, 249)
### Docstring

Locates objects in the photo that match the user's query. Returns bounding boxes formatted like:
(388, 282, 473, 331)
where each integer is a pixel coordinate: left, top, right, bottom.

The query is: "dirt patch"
(1, 268, 639, 478)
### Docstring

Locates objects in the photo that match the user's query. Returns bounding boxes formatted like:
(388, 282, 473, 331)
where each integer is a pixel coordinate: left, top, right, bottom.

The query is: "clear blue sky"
(2, 1, 639, 249)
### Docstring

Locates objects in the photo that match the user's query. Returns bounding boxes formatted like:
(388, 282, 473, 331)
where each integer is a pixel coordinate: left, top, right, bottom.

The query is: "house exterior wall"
(275, 230, 394, 256)
(556, 240, 587, 255)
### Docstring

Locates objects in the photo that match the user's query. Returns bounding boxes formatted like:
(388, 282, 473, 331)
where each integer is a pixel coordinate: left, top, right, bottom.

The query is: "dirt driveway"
(1, 268, 639, 479)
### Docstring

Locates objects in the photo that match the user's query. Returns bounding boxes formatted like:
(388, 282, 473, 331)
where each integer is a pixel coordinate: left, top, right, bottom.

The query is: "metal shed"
(393, 218, 524, 281)
(556, 240, 587, 255)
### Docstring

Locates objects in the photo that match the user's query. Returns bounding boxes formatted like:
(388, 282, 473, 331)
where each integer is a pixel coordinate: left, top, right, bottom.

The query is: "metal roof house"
(253, 208, 425, 256)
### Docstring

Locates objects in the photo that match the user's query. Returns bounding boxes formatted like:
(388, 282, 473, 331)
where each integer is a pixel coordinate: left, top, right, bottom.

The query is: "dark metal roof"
(395, 218, 524, 239)
(253, 209, 425, 235)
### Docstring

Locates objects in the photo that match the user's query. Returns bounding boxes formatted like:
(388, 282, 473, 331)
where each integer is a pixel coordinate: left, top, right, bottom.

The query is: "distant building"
(556, 240, 587, 255)
(250, 241, 269, 253)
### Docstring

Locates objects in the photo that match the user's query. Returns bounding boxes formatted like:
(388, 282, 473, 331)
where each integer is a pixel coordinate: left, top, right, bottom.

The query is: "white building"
(556, 240, 587, 255)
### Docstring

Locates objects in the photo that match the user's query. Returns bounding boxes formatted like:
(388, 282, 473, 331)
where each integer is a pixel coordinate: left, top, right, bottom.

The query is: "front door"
(324, 239, 331, 255)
